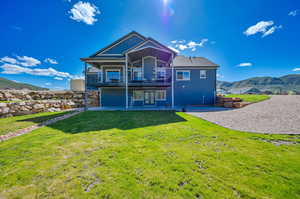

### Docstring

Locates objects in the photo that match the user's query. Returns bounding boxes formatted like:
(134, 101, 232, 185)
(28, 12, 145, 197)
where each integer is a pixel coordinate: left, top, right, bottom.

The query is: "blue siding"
(143, 57, 155, 80)
(174, 69, 216, 105)
(101, 88, 125, 106)
(102, 35, 145, 55)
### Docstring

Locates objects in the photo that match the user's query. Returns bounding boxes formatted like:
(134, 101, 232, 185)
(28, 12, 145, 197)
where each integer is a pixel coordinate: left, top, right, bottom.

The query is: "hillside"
(0, 77, 48, 91)
(217, 74, 300, 94)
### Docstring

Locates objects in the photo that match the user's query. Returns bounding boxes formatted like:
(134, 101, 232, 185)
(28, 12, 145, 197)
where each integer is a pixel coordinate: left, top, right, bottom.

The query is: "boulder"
(224, 102, 233, 108)
(1, 107, 10, 114)
(0, 103, 7, 108)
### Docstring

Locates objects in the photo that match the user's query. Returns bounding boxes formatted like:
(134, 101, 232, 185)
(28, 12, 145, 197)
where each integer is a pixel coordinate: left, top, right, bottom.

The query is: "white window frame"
(155, 90, 166, 101)
(132, 67, 143, 81)
(97, 70, 102, 82)
(200, 70, 207, 79)
(156, 67, 167, 80)
(176, 70, 190, 81)
(105, 69, 121, 82)
(133, 90, 144, 101)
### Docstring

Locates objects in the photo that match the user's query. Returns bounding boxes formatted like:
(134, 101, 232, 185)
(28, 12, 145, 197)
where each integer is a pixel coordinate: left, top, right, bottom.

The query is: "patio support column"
(171, 53, 174, 109)
(84, 62, 88, 111)
(125, 53, 128, 110)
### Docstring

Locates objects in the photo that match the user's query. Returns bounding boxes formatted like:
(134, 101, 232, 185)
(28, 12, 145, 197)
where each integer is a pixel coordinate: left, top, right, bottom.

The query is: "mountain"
(0, 77, 49, 91)
(217, 74, 300, 94)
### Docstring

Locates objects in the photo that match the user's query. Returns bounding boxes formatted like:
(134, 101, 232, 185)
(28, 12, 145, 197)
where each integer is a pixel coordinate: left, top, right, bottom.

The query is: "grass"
(0, 111, 299, 199)
(0, 111, 71, 136)
(225, 94, 271, 103)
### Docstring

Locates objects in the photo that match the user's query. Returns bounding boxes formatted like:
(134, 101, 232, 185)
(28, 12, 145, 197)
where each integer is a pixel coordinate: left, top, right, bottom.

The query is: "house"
(80, 31, 219, 108)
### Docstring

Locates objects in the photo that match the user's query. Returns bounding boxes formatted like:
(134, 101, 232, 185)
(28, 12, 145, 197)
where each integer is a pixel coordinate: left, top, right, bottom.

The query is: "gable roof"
(90, 31, 147, 57)
(90, 31, 177, 57)
(173, 55, 219, 68)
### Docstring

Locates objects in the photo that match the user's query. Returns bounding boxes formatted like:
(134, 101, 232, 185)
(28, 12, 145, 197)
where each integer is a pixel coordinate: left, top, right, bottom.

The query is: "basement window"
(133, 90, 144, 101)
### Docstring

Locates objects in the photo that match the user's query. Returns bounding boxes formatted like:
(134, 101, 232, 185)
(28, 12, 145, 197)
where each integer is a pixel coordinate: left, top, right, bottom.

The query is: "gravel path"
(188, 95, 300, 134)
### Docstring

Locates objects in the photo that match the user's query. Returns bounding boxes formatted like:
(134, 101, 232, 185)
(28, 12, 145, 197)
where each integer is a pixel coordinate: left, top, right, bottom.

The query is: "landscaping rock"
(224, 102, 233, 108)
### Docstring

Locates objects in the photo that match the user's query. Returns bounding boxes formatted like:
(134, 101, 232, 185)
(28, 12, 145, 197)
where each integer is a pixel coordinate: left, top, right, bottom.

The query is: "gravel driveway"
(188, 95, 300, 134)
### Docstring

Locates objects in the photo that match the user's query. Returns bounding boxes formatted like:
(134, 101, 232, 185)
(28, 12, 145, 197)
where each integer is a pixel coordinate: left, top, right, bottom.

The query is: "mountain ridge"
(217, 74, 300, 94)
(0, 77, 49, 91)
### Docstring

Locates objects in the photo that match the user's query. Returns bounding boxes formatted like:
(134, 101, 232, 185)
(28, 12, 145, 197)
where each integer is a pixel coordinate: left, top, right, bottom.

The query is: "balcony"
(87, 76, 171, 87)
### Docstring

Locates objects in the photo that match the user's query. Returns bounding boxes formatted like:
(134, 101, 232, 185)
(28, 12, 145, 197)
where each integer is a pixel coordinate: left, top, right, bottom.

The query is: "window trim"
(200, 70, 207, 79)
(105, 69, 121, 82)
(133, 90, 144, 101)
(132, 67, 143, 81)
(97, 71, 103, 82)
(176, 70, 190, 81)
(156, 67, 167, 80)
(155, 90, 166, 101)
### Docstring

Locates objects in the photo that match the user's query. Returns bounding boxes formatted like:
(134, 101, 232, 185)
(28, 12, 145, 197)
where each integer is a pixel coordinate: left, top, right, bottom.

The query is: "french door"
(144, 91, 155, 105)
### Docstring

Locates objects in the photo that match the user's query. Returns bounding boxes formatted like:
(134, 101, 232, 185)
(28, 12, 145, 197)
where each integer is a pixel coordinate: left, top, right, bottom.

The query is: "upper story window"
(97, 71, 102, 82)
(200, 70, 207, 79)
(106, 69, 121, 82)
(156, 67, 166, 80)
(176, 70, 190, 81)
(132, 67, 143, 81)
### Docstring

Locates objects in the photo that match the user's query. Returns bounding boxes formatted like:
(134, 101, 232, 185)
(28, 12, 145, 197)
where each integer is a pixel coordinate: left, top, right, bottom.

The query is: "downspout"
(125, 53, 128, 110)
(84, 62, 88, 111)
(171, 53, 174, 109)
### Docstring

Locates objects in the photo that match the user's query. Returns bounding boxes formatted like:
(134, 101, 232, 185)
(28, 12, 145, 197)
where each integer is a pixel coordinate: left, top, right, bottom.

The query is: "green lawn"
(0, 111, 299, 199)
(0, 111, 71, 136)
(225, 94, 271, 103)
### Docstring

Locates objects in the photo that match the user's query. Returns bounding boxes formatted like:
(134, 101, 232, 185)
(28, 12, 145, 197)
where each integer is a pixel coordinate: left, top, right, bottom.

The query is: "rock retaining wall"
(215, 96, 251, 108)
(0, 90, 99, 118)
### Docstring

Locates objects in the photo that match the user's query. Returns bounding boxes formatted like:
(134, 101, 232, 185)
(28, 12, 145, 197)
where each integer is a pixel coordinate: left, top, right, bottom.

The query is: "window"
(156, 90, 166, 101)
(176, 70, 190, 81)
(132, 67, 143, 81)
(133, 90, 144, 101)
(106, 69, 120, 82)
(200, 70, 207, 79)
(97, 71, 102, 82)
(156, 67, 166, 80)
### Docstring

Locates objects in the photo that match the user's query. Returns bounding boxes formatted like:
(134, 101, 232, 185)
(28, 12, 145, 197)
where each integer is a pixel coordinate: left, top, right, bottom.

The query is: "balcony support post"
(125, 53, 129, 110)
(84, 62, 88, 111)
(171, 54, 174, 109)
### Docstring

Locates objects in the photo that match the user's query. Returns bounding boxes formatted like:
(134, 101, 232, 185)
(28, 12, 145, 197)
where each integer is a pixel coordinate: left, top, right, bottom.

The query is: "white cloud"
(0, 64, 31, 74)
(217, 73, 224, 79)
(0, 56, 18, 64)
(187, 39, 208, 51)
(54, 77, 64, 80)
(0, 63, 73, 78)
(293, 68, 300, 71)
(45, 82, 52, 86)
(288, 10, 298, 16)
(0, 55, 41, 67)
(17, 56, 41, 67)
(69, 1, 100, 25)
(178, 44, 188, 50)
(170, 39, 208, 52)
(238, 62, 252, 67)
(167, 46, 179, 53)
(244, 21, 281, 37)
(44, 58, 58, 64)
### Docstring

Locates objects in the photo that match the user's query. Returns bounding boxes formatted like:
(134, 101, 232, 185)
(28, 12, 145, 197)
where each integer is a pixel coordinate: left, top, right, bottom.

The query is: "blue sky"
(0, 0, 299, 89)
